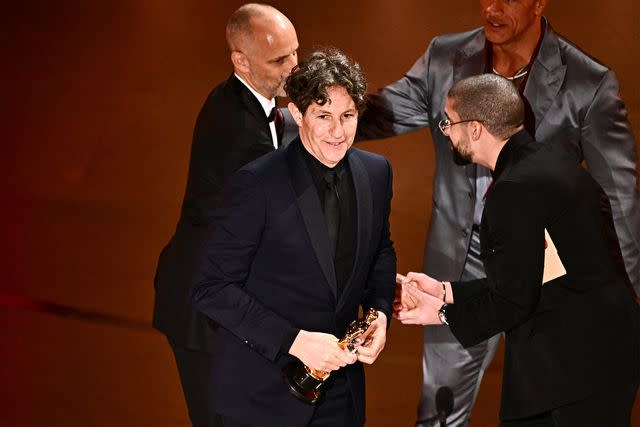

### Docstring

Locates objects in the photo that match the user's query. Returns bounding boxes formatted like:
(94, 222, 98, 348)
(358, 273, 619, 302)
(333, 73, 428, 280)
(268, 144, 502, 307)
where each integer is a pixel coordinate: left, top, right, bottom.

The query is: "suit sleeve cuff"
(279, 327, 301, 356)
(451, 278, 489, 302)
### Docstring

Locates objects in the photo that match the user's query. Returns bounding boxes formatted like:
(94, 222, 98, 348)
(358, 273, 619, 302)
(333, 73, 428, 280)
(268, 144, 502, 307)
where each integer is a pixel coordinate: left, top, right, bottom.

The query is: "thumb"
(405, 271, 425, 284)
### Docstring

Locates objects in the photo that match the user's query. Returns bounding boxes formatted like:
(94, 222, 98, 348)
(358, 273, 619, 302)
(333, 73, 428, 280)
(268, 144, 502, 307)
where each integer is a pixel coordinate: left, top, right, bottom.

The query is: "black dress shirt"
(279, 145, 358, 355)
(300, 146, 358, 298)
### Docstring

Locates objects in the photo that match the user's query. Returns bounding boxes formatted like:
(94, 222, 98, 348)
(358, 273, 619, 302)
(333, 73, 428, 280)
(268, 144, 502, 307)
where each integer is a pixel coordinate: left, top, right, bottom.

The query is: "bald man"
(152, 4, 298, 426)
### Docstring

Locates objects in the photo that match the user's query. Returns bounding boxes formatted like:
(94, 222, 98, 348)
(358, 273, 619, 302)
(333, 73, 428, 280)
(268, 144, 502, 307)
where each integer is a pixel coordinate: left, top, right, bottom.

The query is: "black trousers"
(500, 381, 638, 427)
(221, 371, 360, 427)
(168, 337, 222, 427)
(309, 371, 360, 427)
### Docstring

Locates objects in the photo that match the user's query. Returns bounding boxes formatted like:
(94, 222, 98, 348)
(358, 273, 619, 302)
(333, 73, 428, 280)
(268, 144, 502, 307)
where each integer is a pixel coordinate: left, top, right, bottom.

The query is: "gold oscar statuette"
(283, 308, 379, 404)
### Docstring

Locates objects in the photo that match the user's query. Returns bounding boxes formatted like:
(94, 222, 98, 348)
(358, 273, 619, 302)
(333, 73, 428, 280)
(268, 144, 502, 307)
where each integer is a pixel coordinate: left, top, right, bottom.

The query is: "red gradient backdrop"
(1, 1, 638, 425)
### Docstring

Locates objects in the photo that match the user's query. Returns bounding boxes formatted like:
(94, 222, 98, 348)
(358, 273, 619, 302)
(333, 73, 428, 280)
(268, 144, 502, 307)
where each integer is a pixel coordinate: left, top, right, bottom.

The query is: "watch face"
(438, 304, 449, 325)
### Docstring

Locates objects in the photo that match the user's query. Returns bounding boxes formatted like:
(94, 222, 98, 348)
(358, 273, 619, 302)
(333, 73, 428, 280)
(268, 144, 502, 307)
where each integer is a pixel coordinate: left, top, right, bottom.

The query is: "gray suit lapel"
(286, 140, 337, 299)
(524, 25, 566, 133)
(453, 37, 485, 84)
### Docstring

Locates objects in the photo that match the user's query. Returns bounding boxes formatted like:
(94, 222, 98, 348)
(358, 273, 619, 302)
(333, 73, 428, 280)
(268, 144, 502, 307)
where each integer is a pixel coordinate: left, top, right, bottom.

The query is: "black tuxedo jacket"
(446, 131, 640, 420)
(153, 74, 293, 351)
(191, 138, 396, 426)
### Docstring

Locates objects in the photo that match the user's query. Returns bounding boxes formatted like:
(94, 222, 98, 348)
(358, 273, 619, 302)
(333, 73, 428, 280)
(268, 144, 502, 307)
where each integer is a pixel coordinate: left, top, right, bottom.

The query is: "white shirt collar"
(234, 73, 276, 116)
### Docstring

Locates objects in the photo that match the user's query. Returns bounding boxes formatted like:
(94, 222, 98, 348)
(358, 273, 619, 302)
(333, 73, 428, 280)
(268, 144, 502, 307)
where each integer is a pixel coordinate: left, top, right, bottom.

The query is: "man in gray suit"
(357, 0, 639, 425)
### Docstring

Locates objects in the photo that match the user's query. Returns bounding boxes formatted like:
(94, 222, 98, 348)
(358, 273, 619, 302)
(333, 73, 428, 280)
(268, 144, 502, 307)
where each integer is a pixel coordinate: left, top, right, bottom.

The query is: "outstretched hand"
(404, 272, 448, 300)
(394, 273, 420, 311)
(394, 283, 445, 325)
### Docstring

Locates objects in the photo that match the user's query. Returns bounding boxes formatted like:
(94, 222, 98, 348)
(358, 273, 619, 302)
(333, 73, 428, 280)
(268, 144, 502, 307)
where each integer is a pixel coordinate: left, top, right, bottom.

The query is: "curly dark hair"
(285, 47, 367, 115)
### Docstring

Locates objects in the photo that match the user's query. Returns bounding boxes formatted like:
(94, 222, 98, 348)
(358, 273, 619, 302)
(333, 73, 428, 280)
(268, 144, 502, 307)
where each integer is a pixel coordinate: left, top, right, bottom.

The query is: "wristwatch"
(438, 303, 449, 326)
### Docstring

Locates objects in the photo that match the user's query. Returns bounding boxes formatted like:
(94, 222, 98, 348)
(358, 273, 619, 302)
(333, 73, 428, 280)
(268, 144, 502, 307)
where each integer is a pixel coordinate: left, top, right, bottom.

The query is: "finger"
(336, 349, 356, 364)
(360, 324, 376, 341)
(356, 343, 380, 360)
(395, 308, 423, 324)
(326, 362, 342, 371)
(399, 317, 423, 325)
(395, 293, 415, 310)
(405, 272, 425, 284)
(330, 355, 347, 369)
(403, 282, 425, 299)
(402, 289, 423, 309)
(315, 361, 337, 372)
(355, 341, 375, 355)
(395, 273, 406, 284)
(394, 307, 419, 322)
(399, 284, 418, 302)
(357, 354, 374, 365)
(409, 285, 445, 308)
(361, 328, 383, 348)
(393, 308, 410, 319)
(401, 288, 420, 307)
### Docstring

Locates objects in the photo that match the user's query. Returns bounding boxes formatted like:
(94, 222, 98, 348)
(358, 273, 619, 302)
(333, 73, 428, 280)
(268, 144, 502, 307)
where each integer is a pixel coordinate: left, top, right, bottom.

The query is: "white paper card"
(542, 228, 567, 285)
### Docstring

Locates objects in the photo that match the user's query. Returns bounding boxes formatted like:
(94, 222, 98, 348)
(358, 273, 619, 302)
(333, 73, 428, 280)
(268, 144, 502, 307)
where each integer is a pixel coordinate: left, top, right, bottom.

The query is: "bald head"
(226, 3, 299, 99)
(226, 4, 294, 54)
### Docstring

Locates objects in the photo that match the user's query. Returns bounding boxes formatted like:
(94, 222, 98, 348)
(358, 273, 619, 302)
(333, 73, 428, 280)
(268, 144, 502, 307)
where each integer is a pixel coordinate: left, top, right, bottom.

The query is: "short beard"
(451, 146, 472, 166)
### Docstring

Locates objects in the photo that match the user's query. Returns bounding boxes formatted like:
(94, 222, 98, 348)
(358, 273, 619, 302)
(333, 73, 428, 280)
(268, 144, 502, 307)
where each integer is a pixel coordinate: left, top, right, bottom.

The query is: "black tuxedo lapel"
(524, 26, 566, 134)
(229, 74, 272, 135)
(337, 150, 373, 311)
(286, 139, 338, 299)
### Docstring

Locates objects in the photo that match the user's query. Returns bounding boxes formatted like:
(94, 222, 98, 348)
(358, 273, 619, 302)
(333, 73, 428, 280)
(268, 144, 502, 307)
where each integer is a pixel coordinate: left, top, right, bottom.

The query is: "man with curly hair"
(191, 47, 396, 427)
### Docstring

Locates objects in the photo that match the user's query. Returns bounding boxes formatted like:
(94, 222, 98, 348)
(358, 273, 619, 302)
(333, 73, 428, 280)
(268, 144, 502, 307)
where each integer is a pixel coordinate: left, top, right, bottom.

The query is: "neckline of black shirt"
(299, 142, 349, 210)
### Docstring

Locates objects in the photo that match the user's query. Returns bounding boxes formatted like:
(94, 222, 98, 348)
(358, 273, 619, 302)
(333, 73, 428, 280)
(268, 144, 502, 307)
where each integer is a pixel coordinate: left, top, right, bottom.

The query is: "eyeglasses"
(438, 118, 480, 136)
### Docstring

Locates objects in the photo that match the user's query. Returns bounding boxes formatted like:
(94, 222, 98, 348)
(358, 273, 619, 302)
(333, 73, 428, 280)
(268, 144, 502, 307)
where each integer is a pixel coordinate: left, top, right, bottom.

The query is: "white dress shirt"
(235, 74, 278, 149)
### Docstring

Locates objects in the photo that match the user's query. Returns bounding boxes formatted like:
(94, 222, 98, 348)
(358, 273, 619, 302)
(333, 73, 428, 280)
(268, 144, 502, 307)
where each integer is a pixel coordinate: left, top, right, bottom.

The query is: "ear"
(470, 121, 483, 141)
(534, 0, 548, 16)
(230, 51, 250, 73)
(287, 102, 303, 127)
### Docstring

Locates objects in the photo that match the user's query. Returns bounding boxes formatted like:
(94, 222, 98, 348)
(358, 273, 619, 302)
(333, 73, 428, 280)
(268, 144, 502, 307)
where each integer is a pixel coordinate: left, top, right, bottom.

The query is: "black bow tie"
(268, 106, 285, 147)
(267, 107, 277, 122)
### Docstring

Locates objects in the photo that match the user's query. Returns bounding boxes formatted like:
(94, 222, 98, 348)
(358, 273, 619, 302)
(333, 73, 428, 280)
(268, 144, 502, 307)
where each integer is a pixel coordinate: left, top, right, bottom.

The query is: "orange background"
(1, 1, 638, 425)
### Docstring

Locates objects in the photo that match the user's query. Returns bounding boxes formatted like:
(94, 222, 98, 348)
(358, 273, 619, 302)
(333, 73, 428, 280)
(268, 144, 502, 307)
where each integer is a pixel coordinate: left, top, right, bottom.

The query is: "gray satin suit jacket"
(358, 20, 640, 291)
